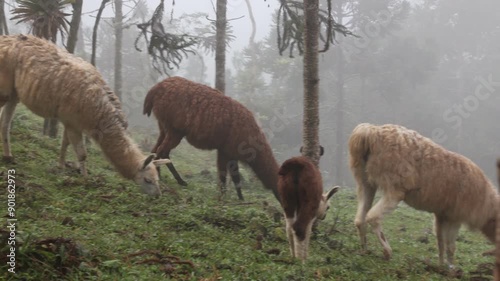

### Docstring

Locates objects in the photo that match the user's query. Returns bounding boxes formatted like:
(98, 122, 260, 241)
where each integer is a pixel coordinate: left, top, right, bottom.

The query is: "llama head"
(317, 186, 340, 220)
(134, 155, 171, 197)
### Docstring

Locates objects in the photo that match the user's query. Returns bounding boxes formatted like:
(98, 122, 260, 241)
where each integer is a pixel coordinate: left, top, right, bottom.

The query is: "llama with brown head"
(0, 34, 168, 196)
(349, 123, 498, 266)
(277, 156, 339, 262)
(143, 76, 280, 201)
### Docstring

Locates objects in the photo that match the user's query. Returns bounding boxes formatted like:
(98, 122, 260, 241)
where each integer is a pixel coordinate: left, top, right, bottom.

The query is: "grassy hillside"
(0, 107, 496, 280)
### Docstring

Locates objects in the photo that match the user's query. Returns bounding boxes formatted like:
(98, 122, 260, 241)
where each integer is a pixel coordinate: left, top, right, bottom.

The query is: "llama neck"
(94, 128, 143, 180)
(248, 144, 280, 201)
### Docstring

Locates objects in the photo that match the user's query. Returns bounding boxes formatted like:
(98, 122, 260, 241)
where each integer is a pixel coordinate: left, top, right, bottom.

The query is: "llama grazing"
(143, 76, 280, 201)
(0, 34, 169, 196)
(349, 123, 498, 266)
(277, 156, 339, 261)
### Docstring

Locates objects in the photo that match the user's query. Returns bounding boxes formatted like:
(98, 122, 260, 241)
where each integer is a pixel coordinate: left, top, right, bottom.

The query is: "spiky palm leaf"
(11, 0, 71, 42)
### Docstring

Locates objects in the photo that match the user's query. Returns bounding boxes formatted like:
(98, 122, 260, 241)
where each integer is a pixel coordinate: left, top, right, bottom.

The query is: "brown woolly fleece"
(278, 156, 323, 240)
(0, 34, 161, 195)
(144, 76, 280, 201)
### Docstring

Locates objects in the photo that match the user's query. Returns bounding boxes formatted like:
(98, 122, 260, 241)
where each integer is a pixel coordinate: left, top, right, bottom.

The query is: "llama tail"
(348, 123, 376, 168)
(278, 157, 306, 185)
(278, 157, 308, 206)
(143, 85, 161, 117)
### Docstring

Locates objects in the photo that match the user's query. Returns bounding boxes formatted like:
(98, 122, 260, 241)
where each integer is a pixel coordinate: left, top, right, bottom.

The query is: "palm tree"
(11, 0, 71, 138)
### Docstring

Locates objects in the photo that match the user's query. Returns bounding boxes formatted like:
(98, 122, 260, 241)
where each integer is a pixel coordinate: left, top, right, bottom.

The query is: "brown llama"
(143, 76, 280, 201)
(349, 123, 498, 266)
(277, 156, 339, 262)
(0, 34, 169, 196)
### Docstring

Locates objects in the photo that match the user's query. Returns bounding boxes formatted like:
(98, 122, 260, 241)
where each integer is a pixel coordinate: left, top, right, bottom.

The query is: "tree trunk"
(114, 0, 123, 99)
(92, 0, 111, 66)
(302, 0, 321, 166)
(42, 13, 62, 138)
(0, 0, 8, 35)
(244, 0, 256, 44)
(215, 0, 227, 94)
(66, 0, 83, 54)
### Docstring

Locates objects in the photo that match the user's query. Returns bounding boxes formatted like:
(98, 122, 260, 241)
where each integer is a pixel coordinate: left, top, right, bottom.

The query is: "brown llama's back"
(144, 76, 265, 155)
(278, 156, 323, 239)
(144, 76, 280, 201)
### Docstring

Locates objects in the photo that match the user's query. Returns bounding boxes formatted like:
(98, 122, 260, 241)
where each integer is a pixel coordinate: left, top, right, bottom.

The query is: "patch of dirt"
(125, 250, 194, 279)
(201, 215, 245, 230)
(469, 262, 494, 280)
(422, 258, 463, 279)
(0, 233, 85, 276)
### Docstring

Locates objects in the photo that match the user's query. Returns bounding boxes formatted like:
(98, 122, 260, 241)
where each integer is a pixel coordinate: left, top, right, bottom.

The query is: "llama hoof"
(177, 179, 188, 186)
(2, 156, 15, 164)
(383, 249, 392, 260)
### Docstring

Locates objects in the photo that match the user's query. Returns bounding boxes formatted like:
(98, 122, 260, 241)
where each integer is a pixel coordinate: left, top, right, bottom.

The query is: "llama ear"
(153, 159, 171, 166)
(325, 186, 340, 200)
(142, 154, 156, 169)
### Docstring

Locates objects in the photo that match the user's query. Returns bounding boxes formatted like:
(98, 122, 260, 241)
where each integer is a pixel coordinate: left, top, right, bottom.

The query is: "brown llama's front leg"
(227, 160, 244, 200)
(155, 130, 187, 186)
(216, 151, 229, 200)
(0, 99, 18, 163)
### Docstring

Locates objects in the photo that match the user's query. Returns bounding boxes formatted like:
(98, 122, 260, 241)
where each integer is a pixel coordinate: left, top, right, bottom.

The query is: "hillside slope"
(0, 107, 495, 280)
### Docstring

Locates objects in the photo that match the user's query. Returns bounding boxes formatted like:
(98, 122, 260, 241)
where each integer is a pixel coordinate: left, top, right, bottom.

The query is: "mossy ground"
(0, 107, 495, 280)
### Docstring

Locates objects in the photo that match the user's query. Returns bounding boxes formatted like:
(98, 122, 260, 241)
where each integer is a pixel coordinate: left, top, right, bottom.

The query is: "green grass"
(0, 107, 495, 280)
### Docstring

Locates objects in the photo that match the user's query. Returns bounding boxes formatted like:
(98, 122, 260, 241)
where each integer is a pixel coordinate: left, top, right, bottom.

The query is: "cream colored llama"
(0, 34, 169, 196)
(349, 123, 498, 266)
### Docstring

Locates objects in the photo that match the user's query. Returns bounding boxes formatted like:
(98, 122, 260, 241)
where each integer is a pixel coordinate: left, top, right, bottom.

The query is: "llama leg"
(365, 192, 403, 260)
(227, 160, 244, 200)
(156, 130, 187, 186)
(294, 218, 315, 262)
(59, 128, 70, 169)
(354, 179, 377, 253)
(434, 215, 446, 265)
(66, 128, 87, 176)
(285, 215, 296, 258)
(216, 151, 228, 199)
(442, 220, 461, 267)
(151, 127, 166, 176)
(0, 99, 18, 162)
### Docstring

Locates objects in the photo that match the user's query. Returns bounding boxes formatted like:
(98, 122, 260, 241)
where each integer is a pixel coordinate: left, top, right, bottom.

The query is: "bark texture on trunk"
(302, 0, 321, 166)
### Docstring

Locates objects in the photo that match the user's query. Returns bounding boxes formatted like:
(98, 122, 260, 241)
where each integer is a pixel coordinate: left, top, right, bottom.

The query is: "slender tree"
(301, 0, 321, 165)
(114, 0, 123, 99)
(215, 0, 227, 93)
(66, 0, 82, 54)
(0, 0, 8, 35)
(92, 0, 111, 66)
(275, 0, 353, 165)
(11, 0, 71, 138)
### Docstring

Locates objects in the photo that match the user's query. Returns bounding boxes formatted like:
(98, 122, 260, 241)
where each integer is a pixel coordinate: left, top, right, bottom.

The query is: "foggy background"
(5, 0, 500, 187)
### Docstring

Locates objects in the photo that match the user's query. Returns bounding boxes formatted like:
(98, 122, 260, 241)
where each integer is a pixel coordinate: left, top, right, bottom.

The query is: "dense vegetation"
(0, 108, 496, 280)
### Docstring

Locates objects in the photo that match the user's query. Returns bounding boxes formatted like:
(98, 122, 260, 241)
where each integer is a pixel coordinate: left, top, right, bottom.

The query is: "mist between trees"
(2, 0, 500, 186)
